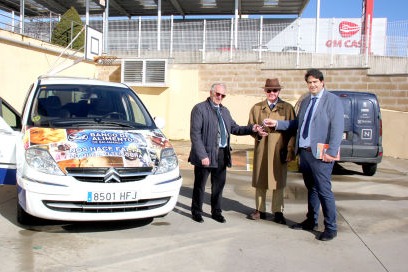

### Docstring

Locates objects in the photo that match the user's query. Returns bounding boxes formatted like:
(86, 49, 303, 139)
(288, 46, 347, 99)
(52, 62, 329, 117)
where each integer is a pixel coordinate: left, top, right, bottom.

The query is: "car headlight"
(154, 148, 178, 174)
(25, 147, 64, 176)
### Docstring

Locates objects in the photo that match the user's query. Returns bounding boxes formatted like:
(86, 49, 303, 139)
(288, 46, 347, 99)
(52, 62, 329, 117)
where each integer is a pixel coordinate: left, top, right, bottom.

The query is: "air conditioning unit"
(121, 59, 166, 86)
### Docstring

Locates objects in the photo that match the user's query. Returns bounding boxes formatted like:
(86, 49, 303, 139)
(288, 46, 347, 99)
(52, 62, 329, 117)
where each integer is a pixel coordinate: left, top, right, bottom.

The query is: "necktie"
(269, 103, 275, 110)
(302, 97, 317, 139)
(216, 107, 227, 147)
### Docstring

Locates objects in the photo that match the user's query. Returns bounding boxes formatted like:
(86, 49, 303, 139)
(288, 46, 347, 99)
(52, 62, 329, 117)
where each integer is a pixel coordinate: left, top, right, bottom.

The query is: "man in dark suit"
(189, 83, 264, 223)
(264, 69, 344, 241)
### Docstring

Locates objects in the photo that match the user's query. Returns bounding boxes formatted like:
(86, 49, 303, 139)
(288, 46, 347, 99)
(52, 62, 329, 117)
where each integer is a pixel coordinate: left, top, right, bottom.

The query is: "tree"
(51, 6, 85, 50)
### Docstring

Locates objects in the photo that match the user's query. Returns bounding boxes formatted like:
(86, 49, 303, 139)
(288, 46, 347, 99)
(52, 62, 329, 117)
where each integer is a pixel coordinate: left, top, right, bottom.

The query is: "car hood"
(23, 128, 171, 172)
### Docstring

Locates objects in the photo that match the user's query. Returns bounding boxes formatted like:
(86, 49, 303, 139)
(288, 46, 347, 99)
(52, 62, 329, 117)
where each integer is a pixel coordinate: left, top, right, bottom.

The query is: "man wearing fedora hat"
(247, 78, 296, 224)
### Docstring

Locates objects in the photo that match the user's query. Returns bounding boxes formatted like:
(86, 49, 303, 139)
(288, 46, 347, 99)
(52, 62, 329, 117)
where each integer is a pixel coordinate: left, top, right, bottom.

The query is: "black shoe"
(273, 212, 286, 225)
(318, 230, 337, 241)
(211, 214, 226, 223)
(192, 214, 204, 223)
(291, 219, 318, 231)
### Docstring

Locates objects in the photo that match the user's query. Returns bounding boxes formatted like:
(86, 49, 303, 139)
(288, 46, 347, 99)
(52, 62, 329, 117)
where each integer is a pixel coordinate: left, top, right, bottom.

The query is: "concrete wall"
(0, 29, 97, 113)
(381, 110, 408, 159)
(1, 30, 408, 159)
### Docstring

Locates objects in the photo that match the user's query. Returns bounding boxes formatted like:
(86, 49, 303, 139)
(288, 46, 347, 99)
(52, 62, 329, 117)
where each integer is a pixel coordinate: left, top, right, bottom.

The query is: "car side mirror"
(154, 117, 165, 129)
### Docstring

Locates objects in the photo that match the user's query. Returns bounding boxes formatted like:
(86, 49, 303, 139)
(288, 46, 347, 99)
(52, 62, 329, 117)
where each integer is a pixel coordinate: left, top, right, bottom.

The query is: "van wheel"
(17, 203, 36, 225)
(362, 163, 377, 176)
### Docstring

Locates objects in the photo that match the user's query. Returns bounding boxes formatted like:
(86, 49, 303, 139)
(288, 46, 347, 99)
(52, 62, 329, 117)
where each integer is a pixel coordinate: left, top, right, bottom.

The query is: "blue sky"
(301, 0, 408, 22)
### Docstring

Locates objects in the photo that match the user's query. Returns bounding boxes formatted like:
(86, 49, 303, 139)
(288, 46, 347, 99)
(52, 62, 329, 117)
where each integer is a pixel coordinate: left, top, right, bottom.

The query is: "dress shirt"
(299, 89, 324, 148)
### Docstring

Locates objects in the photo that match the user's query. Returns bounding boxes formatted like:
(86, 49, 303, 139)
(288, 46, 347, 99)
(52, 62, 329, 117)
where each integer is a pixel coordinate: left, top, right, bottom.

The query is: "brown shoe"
(248, 210, 266, 220)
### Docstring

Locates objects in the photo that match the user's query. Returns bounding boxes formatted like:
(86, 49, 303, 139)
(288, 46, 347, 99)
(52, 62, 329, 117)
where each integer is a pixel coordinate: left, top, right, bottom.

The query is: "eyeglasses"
(266, 89, 280, 93)
(215, 92, 226, 98)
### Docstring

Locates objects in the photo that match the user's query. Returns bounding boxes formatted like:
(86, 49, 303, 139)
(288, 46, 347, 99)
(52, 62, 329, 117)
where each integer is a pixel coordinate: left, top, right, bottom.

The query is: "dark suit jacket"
(188, 97, 253, 168)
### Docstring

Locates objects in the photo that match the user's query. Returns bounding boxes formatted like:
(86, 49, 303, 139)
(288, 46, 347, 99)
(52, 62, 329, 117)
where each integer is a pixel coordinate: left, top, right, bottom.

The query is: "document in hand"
(317, 143, 340, 160)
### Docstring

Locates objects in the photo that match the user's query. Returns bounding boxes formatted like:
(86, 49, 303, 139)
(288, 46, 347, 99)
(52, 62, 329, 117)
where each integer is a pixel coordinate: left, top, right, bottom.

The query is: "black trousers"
(191, 148, 227, 216)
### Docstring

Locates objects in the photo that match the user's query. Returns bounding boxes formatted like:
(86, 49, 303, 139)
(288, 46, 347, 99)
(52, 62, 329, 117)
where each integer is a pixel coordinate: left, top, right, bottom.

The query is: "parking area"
(0, 140, 407, 272)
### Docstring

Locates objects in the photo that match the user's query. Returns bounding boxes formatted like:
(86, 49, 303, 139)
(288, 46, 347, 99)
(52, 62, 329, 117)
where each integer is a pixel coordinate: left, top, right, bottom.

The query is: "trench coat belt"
(300, 147, 312, 152)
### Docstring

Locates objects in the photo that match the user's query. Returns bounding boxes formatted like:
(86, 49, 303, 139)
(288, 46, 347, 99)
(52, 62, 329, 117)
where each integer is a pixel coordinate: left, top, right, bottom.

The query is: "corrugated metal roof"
(0, 0, 310, 18)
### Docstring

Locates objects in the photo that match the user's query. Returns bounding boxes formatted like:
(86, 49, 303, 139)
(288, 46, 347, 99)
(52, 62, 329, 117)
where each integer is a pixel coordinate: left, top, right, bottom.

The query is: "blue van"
(331, 91, 383, 176)
(294, 90, 383, 176)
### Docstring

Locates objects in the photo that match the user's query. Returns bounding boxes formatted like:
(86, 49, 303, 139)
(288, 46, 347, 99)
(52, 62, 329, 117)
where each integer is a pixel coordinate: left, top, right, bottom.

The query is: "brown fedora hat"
(262, 78, 283, 89)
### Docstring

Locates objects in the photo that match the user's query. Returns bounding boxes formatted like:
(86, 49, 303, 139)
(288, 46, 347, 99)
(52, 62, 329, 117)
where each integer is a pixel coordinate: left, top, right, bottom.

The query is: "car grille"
(65, 167, 153, 183)
(43, 197, 170, 213)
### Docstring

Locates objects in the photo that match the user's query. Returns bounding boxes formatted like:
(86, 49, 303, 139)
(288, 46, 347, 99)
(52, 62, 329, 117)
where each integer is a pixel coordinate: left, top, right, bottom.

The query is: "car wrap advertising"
(24, 128, 171, 172)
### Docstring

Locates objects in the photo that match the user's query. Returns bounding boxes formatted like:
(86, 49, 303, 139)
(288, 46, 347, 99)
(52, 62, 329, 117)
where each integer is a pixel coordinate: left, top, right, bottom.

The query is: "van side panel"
(340, 96, 353, 158)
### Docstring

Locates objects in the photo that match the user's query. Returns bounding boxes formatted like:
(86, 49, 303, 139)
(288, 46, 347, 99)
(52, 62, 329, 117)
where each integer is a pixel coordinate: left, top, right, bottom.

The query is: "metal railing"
(1, 6, 408, 74)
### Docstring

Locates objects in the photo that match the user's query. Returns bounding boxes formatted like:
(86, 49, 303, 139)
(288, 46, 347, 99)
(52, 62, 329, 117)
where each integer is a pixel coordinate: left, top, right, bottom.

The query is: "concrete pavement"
(172, 140, 408, 272)
(0, 140, 406, 271)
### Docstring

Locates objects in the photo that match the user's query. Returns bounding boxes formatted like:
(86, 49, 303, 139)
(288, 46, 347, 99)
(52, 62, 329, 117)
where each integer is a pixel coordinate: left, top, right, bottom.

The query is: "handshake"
(252, 118, 278, 137)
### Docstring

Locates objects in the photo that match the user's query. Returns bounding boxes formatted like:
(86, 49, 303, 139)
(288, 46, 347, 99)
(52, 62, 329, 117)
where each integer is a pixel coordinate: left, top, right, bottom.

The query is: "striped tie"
(216, 107, 227, 147)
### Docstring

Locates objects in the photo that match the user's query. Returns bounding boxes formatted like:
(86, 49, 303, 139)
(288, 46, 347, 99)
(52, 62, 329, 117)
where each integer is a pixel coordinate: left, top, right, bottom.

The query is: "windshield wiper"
(47, 118, 139, 128)
(92, 118, 137, 128)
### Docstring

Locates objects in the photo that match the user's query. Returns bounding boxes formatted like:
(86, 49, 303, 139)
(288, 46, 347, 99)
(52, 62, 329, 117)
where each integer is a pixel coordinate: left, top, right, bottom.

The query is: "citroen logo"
(104, 167, 121, 183)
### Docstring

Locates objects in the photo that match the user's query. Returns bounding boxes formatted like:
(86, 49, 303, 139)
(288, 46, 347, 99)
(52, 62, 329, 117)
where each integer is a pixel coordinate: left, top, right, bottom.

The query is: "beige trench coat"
(248, 98, 296, 190)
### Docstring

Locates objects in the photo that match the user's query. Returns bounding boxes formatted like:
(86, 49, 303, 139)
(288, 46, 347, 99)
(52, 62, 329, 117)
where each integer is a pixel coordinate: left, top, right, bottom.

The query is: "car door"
(0, 98, 21, 185)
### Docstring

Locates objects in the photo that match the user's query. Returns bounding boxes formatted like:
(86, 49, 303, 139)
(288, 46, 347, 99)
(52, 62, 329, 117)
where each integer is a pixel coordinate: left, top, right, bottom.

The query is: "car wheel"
(362, 163, 377, 176)
(17, 202, 37, 225)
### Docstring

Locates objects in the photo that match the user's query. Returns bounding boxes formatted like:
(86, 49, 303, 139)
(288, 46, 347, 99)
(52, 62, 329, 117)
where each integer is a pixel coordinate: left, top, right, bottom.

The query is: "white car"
(0, 76, 182, 225)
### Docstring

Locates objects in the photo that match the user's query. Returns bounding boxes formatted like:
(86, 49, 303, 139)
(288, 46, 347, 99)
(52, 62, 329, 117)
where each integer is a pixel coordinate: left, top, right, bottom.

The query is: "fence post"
(11, 11, 14, 32)
(19, 1, 24, 35)
(157, 0, 161, 51)
(49, 12, 52, 43)
(138, 16, 141, 58)
(170, 15, 174, 58)
(229, 18, 234, 62)
(258, 16, 263, 61)
(296, 18, 301, 68)
(202, 19, 207, 63)
(330, 18, 335, 67)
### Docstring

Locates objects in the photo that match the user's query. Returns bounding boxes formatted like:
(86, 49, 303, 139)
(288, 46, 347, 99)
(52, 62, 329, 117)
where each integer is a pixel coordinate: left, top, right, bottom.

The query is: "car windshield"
(27, 84, 155, 129)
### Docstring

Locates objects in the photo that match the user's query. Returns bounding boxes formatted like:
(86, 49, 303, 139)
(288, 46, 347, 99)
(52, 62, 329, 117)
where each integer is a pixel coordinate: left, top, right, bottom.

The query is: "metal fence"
(1, 5, 408, 74)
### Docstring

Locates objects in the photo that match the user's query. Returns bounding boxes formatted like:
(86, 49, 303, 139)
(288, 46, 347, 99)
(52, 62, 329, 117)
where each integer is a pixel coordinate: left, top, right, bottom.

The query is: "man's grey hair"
(210, 83, 226, 93)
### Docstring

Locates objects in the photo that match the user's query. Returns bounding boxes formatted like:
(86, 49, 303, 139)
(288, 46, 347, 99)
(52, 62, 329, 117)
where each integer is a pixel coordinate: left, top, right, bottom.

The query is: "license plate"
(87, 191, 137, 202)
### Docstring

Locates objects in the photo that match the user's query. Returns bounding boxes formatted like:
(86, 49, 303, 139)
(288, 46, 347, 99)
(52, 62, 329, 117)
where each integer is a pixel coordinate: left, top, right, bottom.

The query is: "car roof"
(37, 76, 128, 89)
(330, 90, 378, 98)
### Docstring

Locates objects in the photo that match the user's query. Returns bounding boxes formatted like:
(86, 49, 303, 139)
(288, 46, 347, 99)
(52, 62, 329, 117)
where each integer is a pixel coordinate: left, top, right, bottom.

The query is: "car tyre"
(17, 202, 37, 225)
(362, 163, 377, 176)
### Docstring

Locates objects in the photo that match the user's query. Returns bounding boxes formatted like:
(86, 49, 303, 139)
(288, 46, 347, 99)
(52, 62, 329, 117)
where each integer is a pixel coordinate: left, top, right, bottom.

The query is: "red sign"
(339, 21, 360, 38)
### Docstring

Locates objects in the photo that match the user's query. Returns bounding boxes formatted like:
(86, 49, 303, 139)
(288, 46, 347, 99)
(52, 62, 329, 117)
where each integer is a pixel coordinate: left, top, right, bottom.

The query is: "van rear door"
(353, 94, 380, 157)
(0, 98, 21, 185)
(332, 91, 381, 160)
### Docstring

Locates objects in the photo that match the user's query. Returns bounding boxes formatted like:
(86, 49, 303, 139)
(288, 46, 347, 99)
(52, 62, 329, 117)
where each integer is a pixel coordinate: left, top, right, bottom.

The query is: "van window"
(0, 99, 21, 130)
